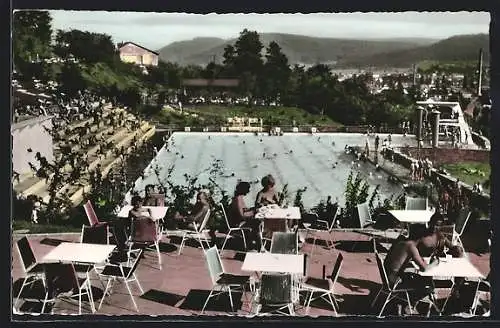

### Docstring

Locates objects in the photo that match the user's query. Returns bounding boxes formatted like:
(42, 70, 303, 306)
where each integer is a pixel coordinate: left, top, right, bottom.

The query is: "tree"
(202, 62, 224, 80)
(58, 63, 87, 97)
(233, 29, 264, 102)
(54, 29, 117, 64)
(261, 41, 291, 104)
(13, 10, 53, 73)
(221, 44, 237, 77)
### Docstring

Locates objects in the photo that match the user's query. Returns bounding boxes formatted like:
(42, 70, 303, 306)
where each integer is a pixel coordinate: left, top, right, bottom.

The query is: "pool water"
(131, 132, 418, 208)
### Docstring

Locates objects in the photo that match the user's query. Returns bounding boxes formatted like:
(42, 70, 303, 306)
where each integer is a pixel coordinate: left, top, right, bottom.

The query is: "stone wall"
(400, 147, 490, 166)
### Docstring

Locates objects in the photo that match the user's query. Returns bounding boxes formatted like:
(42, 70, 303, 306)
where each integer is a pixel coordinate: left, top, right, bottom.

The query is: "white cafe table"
(388, 210, 434, 225)
(411, 257, 485, 314)
(117, 205, 168, 221)
(241, 253, 304, 274)
(42, 242, 116, 264)
(389, 210, 434, 238)
(255, 206, 301, 220)
(416, 257, 484, 280)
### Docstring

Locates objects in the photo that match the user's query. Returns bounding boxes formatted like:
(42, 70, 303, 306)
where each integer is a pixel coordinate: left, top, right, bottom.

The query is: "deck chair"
(304, 207, 340, 258)
(176, 209, 211, 255)
(270, 232, 298, 254)
(83, 200, 107, 227)
(371, 252, 414, 317)
(301, 252, 343, 315)
(201, 246, 250, 314)
(130, 218, 162, 270)
(98, 249, 144, 312)
(220, 204, 251, 253)
(41, 262, 95, 314)
(14, 237, 46, 310)
(405, 197, 428, 210)
(255, 274, 295, 316)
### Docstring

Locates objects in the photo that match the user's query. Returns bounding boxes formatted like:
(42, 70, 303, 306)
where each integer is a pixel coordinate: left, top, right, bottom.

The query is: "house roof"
(119, 42, 159, 56)
(182, 79, 239, 87)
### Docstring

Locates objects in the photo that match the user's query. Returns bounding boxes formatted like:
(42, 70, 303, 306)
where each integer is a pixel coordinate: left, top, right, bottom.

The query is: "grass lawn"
(155, 105, 342, 127)
(12, 220, 82, 234)
(441, 161, 491, 192)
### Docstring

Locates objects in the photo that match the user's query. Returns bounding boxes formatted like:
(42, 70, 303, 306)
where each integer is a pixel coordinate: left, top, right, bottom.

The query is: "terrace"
(12, 132, 491, 318)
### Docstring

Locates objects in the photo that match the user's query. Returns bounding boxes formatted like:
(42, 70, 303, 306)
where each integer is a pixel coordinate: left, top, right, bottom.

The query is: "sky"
(47, 11, 490, 50)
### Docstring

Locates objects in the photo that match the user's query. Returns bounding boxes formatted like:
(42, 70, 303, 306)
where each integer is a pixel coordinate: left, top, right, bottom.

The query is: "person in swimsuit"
(172, 191, 210, 230)
(128, 195, 153, 220)
(230, 181, 260, 250)
(255, 174, 279, 208)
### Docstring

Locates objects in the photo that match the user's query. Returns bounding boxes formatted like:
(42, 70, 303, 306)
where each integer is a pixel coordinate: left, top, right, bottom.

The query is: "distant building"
(118, 42, 159, 67)
(182, 79, 240, 88)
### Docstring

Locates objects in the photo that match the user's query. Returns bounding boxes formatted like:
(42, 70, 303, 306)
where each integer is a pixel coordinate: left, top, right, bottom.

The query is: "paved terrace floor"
(12, 226, 490, 318)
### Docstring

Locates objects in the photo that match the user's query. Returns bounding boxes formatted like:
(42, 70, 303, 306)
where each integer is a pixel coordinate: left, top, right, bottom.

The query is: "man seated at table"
(170, 191, 210, 230)
(384, 216, 464, 305)
(230, 181, 260, 250)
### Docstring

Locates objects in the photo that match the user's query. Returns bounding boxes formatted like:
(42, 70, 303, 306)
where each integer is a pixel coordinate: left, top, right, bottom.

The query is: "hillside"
(157, 33, 436, 66)
(340, 34, 490, 68)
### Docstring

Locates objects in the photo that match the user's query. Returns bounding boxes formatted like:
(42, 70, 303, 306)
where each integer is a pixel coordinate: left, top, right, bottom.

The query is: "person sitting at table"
(230, 181, 260, 250)
(128, 195, 153, 220)
(255, 174, 279, 208)
(171, 191, 210, 230)
(143, 184, 158, 206)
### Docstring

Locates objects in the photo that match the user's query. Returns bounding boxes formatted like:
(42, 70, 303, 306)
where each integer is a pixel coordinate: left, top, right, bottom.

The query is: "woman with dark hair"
(143, 184, 157, 206)
(230, 181, 260, 250)
(255, 174, 279, 208)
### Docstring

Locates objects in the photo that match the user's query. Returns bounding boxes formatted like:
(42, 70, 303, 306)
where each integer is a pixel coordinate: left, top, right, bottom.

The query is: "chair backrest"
(375, 252, 391, 291)
(83, 200, 100, 226)
(328, 206, 340, 232)
(455, 208, 472, 236)
(405, 197, 428, 210)
(81, 224, 108, 244)
(111, 225, 129, 250)
(260, 274, 292, 305)
(196, 209, 211, 233)
(262, 219, 288, 240)
(219, 203, 232, 229)
(204, 246, 224, 285)
(125, 249, 144, 279)
(329, 253, 344, 286)
(372, 238, 378, 254)
(130, 218, 158, 243)
(357, 202, 372, 228)
(270, 232, 298, 254)
(16, 236, 37, 272)
(44, 263, 79, 298)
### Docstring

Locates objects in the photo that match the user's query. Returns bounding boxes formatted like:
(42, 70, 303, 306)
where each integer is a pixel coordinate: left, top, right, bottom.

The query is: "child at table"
(128, 195, 153, 220)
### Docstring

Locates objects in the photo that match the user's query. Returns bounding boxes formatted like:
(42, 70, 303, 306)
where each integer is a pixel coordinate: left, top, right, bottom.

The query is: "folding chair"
(301, 252, 343, 315)
(41, 262, 95, 314)
(260, 218, 288, 252)
(270, 232, 298, 254)
(304, 207, 340, 258)
(83, 200, 107, 227)
(108, 225, 133, 264)
(450, 208, 472, 250)
(80, 224, 109, 244)
(14, 237, 46, 310)
(353, 202, 400, 250)
(176, 209, 211, 255)
(254, 274, 295, 316)
(130, 218, 162, 270)
(405, 197, 428, 210)
(201, 246, 250, 314)
(472, 273, 490, 315)
(98, 248, 144, 312)
(371, 252, 414, 317)
(220, 204, 251, 253)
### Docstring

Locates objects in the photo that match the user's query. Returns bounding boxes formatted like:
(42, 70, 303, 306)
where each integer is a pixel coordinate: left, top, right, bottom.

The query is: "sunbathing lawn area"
(441, 162, 491, 193)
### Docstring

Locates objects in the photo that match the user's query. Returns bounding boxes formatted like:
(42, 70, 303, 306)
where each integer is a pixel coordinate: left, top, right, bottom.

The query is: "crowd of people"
(409, 158, 433, 181)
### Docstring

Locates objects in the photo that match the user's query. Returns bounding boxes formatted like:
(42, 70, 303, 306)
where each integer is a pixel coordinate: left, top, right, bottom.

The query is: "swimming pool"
(130, 132, 419, 208)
